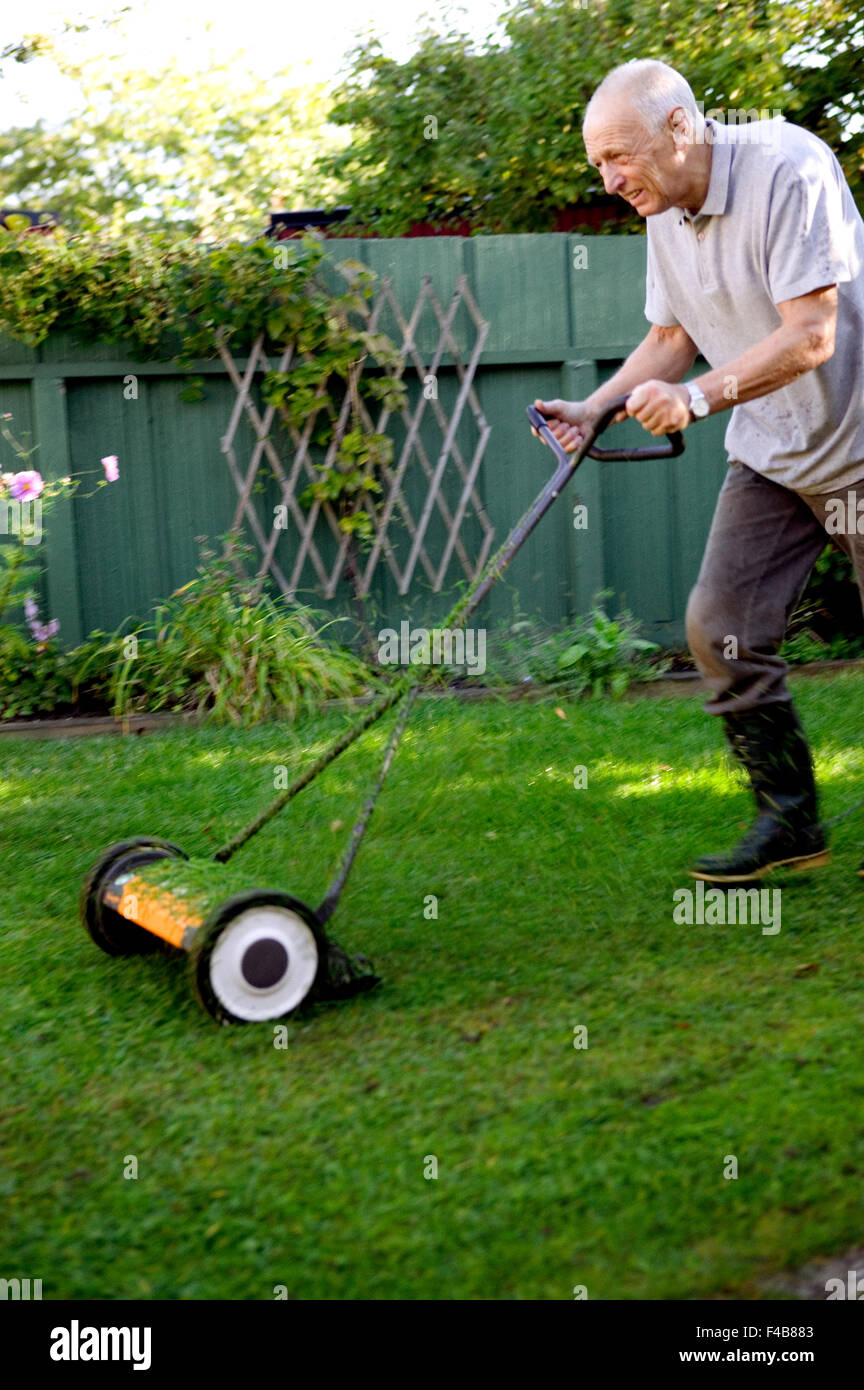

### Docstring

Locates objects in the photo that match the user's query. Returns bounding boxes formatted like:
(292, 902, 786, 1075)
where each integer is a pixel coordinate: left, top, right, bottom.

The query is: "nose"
(601, 163, 625, 196)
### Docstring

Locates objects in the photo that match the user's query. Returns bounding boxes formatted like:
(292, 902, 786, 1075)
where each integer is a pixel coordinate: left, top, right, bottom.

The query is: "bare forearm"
(617, 287, 837, 438)
(587, 327, 697, 414)
(694, 323, 833, 414)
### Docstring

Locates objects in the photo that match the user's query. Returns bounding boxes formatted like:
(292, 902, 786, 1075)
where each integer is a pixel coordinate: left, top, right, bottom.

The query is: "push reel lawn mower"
(80, 395, 684, 1024)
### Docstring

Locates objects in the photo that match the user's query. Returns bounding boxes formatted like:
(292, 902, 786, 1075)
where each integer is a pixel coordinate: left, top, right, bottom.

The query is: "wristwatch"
(686, 381, 710, 421)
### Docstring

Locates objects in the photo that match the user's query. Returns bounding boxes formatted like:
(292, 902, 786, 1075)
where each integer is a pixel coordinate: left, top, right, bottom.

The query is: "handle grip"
(527, 393, 685, 463)
(587, 393, 685, 460)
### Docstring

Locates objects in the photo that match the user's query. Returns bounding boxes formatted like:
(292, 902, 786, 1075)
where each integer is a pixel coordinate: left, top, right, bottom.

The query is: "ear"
(669, 105, 693, 147)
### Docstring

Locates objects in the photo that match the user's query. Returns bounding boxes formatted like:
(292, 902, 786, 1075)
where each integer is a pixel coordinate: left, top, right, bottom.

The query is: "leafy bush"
(782, 544, 864, 662)
(781, 628, 864, 665)
(483, 597, 666, 697)
(0, 627, 73, 718)
(556, 604, 664, 697)
(0, 629, 136, 720)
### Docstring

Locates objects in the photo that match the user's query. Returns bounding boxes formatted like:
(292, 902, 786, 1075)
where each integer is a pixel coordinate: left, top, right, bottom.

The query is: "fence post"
(32, 377, 84, 647)
(561, 360, 606, 619)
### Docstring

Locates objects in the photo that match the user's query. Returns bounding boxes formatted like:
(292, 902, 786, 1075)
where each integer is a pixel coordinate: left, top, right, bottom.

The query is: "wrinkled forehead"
(583, 97, 654, 162)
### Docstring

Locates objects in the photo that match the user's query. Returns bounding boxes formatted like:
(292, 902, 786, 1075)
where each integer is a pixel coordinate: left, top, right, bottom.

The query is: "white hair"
(584, 59, 703, 136)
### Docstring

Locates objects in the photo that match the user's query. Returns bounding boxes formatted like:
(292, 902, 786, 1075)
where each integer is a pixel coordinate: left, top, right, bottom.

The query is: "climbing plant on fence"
(0, 225, 493, 637)
(0, 226, 416, 624)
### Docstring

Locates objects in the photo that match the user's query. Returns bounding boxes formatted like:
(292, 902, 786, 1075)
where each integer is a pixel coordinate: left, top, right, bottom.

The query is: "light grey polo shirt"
(645, 117, 864, 493)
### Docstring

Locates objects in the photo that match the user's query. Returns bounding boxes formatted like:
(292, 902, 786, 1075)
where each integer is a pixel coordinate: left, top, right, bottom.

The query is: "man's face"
(583, 101, 687, 216)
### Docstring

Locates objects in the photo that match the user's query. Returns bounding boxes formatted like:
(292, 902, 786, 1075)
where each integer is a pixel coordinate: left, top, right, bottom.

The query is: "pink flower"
(24, 596, 59, 644)
(101, 455, 119, 482)
(8, 470, 44, 501)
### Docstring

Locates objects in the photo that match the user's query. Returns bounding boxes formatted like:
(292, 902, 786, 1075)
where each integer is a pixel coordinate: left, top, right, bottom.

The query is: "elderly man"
(536, 58, 864, 883)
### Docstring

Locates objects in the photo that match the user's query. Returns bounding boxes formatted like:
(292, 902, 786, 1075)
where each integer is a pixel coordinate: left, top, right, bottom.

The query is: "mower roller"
(81, 394, 685, 1024)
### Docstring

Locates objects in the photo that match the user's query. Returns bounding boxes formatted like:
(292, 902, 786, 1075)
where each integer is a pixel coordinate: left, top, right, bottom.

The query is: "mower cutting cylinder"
(80, 838, 327, 1024)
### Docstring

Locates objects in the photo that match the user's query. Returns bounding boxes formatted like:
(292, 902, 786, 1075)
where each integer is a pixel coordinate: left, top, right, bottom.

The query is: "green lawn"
(2, 671, 864, 1300)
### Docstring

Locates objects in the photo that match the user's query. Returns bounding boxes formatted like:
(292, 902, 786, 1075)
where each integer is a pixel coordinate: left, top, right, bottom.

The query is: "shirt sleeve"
(766, 152, 853, 304)
(644, 225, 680, 327)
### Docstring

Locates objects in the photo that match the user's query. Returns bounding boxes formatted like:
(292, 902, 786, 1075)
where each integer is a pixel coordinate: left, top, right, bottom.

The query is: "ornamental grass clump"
(111, 541, 376, 726)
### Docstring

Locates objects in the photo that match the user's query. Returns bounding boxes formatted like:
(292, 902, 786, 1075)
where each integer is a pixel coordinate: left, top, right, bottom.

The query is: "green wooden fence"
(0, 234, 730, 651)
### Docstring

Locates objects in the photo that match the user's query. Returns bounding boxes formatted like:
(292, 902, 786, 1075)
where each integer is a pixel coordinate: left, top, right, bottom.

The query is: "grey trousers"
(685, 460, 864, 715)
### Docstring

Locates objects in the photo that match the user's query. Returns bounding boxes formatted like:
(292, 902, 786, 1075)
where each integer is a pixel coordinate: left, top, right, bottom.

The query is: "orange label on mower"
(104, 875, 203, 949)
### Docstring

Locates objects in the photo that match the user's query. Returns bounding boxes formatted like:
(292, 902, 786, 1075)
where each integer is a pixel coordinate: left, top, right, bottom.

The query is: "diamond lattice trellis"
(217, 273, 493, 600)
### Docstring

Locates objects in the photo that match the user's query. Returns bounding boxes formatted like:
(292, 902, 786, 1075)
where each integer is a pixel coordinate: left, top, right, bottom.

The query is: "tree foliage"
(0, 7, 128, 73)
(321, 0, 864, 234)
(4, 1, 861, 238)
(0, 46, 343, 236)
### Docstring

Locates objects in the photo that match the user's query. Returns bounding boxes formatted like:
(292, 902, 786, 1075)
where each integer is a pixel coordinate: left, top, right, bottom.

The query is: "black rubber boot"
(689, 702, 830, 883)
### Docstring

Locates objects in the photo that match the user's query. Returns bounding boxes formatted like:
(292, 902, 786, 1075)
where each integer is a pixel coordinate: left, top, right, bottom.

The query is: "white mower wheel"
(192, 894, 323, 1024)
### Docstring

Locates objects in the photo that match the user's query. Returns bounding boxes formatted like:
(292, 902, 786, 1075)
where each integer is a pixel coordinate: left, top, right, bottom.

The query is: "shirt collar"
(681, 119, 732, 220)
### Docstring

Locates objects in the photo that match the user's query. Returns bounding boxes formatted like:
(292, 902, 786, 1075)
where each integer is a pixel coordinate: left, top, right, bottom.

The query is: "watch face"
(693, 397, 710, 417)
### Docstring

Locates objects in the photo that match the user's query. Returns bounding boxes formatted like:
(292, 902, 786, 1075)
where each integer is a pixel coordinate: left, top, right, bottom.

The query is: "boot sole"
(688, 849, 831, 884)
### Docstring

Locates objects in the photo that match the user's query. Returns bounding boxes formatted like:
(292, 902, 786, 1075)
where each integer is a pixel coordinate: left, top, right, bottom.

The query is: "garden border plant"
(0, 408, 125, 719)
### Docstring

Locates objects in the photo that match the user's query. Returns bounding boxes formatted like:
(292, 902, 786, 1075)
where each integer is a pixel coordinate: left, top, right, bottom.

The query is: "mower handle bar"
(526, 391, 685, 464)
